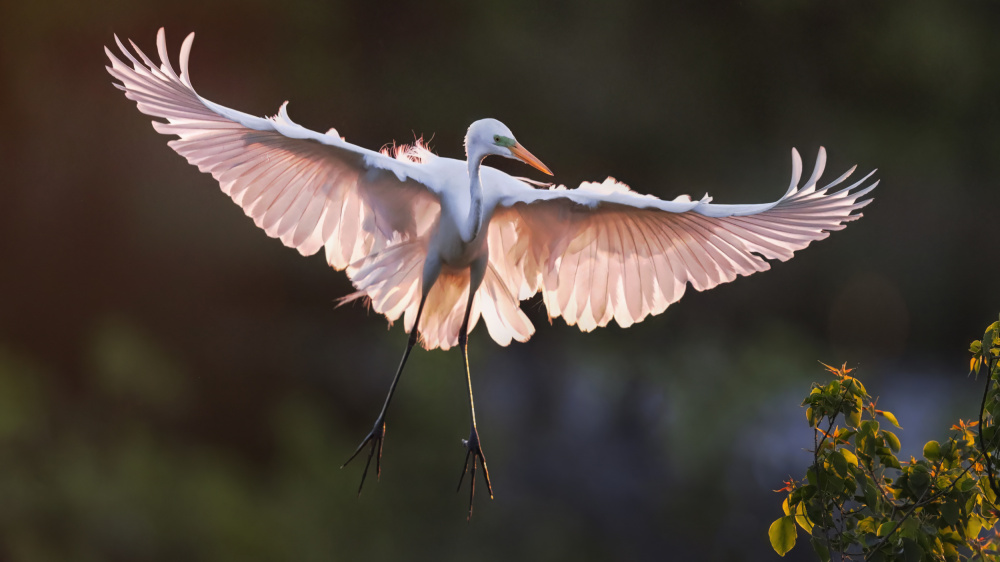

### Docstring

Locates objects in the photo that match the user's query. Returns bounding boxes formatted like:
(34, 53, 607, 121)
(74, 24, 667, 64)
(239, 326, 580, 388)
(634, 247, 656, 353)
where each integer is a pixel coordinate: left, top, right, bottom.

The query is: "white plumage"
(106, 29, 875, 350)
(106, 29, 877, 515)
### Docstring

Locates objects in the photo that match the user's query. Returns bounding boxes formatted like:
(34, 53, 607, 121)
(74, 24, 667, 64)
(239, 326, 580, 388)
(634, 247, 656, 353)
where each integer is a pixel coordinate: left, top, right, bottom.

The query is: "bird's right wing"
(487, 149, 876, 332)
(106, 29, 442, 270)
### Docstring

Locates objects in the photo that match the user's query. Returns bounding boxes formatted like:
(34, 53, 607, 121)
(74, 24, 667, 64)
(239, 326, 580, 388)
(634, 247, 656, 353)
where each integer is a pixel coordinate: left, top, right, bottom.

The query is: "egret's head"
(466, 118, 553, 176)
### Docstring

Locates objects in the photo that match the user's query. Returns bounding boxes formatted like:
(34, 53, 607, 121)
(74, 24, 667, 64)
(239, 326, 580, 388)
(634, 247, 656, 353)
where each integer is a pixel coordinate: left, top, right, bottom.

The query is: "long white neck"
(463, 147, 486, 243)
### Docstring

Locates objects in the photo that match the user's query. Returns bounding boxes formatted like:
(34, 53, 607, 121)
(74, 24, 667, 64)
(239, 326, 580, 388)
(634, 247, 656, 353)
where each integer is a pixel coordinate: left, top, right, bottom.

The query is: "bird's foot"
(457, 425, 493, 519)
(341, 416, 386, 496)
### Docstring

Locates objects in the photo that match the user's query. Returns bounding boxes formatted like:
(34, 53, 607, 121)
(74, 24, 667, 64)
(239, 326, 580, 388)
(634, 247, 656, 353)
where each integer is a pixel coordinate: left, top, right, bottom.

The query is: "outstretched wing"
(487, 148, 877, 331)
(106, 28, 442, 270)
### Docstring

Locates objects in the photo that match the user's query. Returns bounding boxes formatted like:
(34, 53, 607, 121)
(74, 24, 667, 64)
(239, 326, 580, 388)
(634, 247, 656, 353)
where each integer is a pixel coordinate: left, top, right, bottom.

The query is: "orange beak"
(510, 142, 553, 176)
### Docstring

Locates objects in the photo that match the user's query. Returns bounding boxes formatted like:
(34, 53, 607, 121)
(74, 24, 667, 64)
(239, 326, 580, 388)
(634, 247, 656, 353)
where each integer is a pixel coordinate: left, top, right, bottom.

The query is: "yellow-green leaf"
(829, 380, 841, 395)
(986, 323, 999, 345)
(847, 408, 862, 428)
(857, 517, 877, 534)
(794, 500, 814, 534)
(967, 515, 983, 539)
(879, 410, 901, 428)
(876, 521, 896, 537)
(844, 376, 867, 396)
(883, 430, 901, 452)
(923, 440, 941, 460)
(841, 449, 859, 467)
(986, 479, 998, 504)
(769, 516, 797, 556)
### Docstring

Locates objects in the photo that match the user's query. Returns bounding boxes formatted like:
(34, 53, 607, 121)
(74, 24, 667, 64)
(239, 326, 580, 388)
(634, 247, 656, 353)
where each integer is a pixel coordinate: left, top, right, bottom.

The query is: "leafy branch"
(770, 315, 1000, 561)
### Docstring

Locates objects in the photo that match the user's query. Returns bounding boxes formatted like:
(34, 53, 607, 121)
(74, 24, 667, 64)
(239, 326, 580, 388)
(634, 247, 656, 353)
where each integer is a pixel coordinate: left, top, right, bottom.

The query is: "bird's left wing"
(106, 29, 442, 270)
(487, 149, 876, 332)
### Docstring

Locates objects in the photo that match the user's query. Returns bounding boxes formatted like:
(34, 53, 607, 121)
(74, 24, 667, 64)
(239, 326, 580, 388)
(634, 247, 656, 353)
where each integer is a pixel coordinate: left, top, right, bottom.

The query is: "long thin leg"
(455, 281, 493, 519)
(342, 293, 428, 495)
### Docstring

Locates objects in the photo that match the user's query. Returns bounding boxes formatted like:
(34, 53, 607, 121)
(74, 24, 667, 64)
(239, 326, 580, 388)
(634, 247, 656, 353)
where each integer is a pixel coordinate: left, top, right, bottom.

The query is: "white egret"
(106, 29, 877, 517)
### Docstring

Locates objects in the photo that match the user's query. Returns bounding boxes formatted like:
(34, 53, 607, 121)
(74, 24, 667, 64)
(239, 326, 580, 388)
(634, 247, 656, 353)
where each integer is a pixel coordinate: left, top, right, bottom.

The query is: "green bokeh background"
(2, 1, 999, 560)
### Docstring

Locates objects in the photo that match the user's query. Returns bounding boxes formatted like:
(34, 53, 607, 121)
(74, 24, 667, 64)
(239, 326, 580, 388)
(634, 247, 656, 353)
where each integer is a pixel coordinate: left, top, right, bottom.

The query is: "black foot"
(457, 426, 493, 519)
(341, 417, 386, 496)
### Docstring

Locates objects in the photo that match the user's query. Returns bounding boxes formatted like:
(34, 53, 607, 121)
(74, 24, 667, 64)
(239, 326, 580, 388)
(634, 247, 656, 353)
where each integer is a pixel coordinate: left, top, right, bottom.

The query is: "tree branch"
(863, 457, 942, 561)
(978, 354, 999, 498)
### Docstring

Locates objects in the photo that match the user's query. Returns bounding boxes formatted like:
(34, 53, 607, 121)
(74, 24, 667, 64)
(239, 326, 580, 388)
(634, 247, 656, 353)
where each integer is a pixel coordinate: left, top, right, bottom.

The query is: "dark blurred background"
(1, 0, 999, 560)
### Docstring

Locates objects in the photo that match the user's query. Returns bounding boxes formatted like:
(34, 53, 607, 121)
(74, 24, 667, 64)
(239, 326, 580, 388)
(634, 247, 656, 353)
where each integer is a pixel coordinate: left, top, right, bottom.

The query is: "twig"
(812, 378, 859, 559)
(863, 457, 942, 560)
(977, 355, 1000, 498)
(810, 376, 862, 560)
(815, 377, 858, 455)
(863, 448, 996, 559)
(859, 461, 900, 514)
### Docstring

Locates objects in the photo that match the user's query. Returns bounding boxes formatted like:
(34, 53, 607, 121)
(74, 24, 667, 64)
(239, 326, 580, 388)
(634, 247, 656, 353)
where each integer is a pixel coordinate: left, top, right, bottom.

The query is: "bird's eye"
(493, 135, 500, 143)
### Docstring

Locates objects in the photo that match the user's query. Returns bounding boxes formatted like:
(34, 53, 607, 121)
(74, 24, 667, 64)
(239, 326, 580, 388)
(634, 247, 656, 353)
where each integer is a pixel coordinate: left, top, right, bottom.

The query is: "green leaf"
(844, 376, 867, 396)
(863, 481, 880, 511)
(769, 516, 797, 556)
(794, 500, 814, 534)
(967, 515, 983, 539)
(810, 537, 831, 562)
(878, 410, 902, 428)
(831, 450, 849, 477)
(900, 516, 920, 539)
(880, 452, 902, 469)
(957, 475, 976, 493)
(985, 478, 997, 504)
(908, 468, 931, 496)
(818, 470, 844, 495)
(971, 340, 983, 354)
(984, 425, 996, 447)
(856, 517, 878, 535)
(860, 420, 880, 436)
(916, 532, 934, 555)
(806, 468, 817, 487)
(943, 542, 959, 562)
(876, 521, 896, 537)
(940, 525, 963, 544)
(902, 538, 924, 562)
(883, 430, 901, 453)
(923, 440, 941, 460)
(806, 501, 825, 528)
(841, 449, 859, 467)
(941, 501, 960, 526)
(846, 408, 861, 428)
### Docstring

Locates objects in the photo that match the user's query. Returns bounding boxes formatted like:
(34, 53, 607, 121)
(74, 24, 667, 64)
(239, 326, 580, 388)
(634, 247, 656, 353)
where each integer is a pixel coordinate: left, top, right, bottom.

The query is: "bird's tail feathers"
(342, 239, 535, 350)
